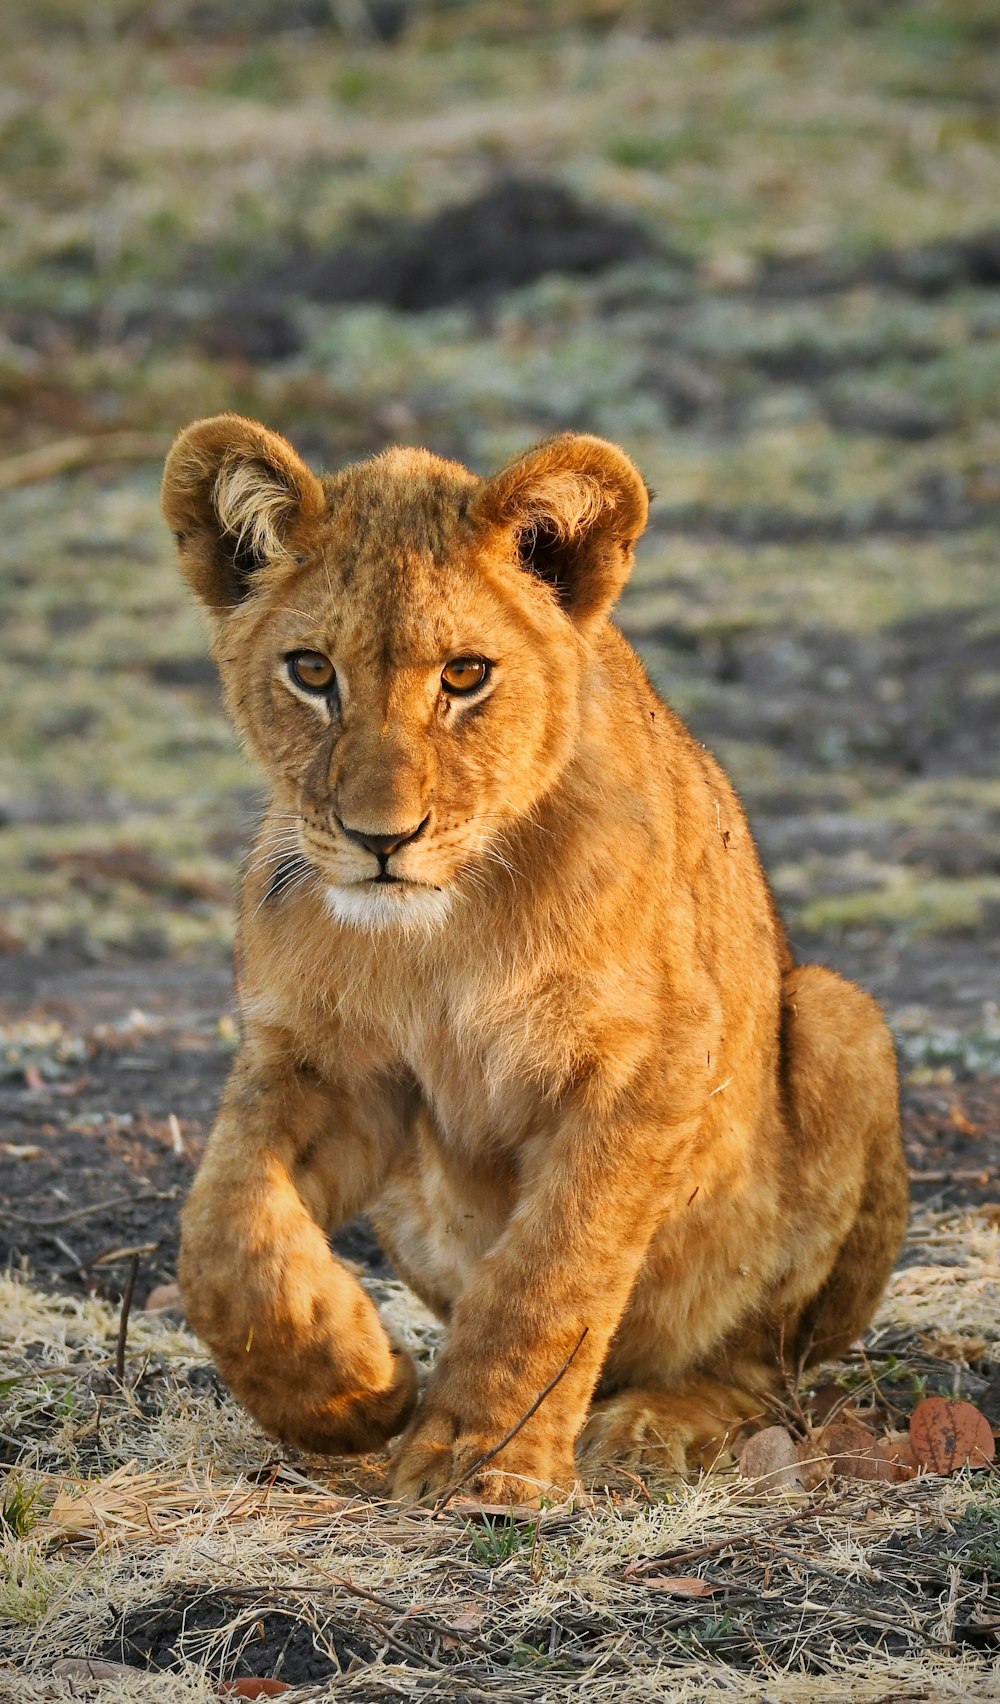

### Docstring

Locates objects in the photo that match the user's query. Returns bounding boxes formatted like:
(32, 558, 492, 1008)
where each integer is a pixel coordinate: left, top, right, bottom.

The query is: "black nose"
(337, 816, 429, 859)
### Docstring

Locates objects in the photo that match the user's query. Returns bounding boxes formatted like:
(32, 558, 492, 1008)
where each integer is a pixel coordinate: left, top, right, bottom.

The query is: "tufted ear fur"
(161, 414, 326, 613)
(474, 433, 649, 628)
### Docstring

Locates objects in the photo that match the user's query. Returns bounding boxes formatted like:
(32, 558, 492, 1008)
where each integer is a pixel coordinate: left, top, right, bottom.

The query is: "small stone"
(144, 1282, 184, 1316)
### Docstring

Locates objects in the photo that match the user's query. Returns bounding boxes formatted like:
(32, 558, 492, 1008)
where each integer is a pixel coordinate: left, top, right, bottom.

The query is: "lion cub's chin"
(324, 882, 453, 937)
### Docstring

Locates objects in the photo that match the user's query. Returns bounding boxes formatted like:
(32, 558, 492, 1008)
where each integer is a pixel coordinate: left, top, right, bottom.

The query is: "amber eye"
(288, 650, 336, 693)
(441, 657, 490, 695)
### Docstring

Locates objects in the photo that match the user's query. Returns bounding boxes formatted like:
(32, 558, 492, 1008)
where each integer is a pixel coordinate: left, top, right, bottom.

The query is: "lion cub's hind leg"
(773, 964, 908, 1369)
(581, 969, 906, 1483)
(703, 967, 906, 1420)
(579, 1377, 766, 1476)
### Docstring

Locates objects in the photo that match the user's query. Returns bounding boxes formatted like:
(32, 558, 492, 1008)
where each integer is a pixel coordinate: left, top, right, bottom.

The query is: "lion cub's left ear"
(162, 414, 326, 614)
(474, 434, 649, 629)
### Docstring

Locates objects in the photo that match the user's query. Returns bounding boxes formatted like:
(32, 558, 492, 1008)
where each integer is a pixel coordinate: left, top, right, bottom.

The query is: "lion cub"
(162, 415, 907, 1502)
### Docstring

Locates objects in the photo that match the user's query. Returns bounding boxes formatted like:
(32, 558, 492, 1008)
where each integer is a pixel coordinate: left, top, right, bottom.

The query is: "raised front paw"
(390, 1405, 577, 1506)
(236, 1340, 419, 1456)
(180, 1197, 419, 1456)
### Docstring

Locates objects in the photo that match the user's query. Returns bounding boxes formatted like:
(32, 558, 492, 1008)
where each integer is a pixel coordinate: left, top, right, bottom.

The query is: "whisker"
(244, 853, 303, 882)
(245, 829, 302, 856)
(243, 836, 303, 876)
(251, 862, 317, 919)
(245, 829, 302, 855)
(244, 852, 302, 879)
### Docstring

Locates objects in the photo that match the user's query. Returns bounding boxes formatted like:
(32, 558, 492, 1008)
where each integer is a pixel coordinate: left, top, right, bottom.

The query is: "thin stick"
(40, 1230, 86, 1271)
(0, 431, 167, 492)
(115, 1254, 141, 1383)
(433, 1327, 589, 1516)
(91, 1241, 160, 1268)
(757, 1536, 887, 1588)
(0, 1189, 180, 1229)
(908, 1168, 991, 1185)
(313, 1570, 490, 1653)
(626, 1502, 831, 1575)
(779, 1593, 962, 1651)
(310, 1567, 447, 1670)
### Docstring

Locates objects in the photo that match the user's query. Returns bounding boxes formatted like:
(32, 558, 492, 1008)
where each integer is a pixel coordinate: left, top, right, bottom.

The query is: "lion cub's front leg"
(391, 1107, 689, 1505)
(180, 1044, 416, 1454)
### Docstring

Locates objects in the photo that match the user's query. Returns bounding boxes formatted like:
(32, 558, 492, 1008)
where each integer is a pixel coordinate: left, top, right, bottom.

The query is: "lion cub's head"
(162, 415, 648, 934)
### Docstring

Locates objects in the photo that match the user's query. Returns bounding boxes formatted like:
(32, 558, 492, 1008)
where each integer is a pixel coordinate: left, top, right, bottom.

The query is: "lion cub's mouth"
(324, 878, 453, 936)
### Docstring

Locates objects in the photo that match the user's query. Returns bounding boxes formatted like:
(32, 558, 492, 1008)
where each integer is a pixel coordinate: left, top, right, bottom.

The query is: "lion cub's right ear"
(161, 414, 326, 614)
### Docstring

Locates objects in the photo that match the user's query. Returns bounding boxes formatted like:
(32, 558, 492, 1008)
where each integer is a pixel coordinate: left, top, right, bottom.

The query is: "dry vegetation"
(1, 0, 999, 1696)
(2, 1206, 1000, 1700)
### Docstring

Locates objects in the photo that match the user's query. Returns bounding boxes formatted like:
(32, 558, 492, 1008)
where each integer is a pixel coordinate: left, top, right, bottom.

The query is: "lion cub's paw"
(579, 1396, 692, 1475)
(580, 1388, 755, 1476)
(237, 1343, 419, 1457)
(390, 1410, 575, 1507)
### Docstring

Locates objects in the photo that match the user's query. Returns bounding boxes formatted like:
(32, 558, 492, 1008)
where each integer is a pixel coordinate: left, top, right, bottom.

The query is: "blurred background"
(1, 0, 998, 1287)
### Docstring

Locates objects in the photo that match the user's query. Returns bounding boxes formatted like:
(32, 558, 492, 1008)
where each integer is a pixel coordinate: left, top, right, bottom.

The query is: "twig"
(432, 1328, 589, 1516)
(0, 431, 167, 492)
(851, 1339, 909, 1422)
(757, 1537, 881, 1587)
(39, 1229, 86, 1271)
(908, 1168, 992, 1185)
(91, 1241, 160, 1268)
(40, 1236, 161, 1277)
(0, 1430, 35, 1457)
(312, 1569, 490, 1653)
(529, 1506, 549, 1585)
(626, 1502, 830, 1575)
(114, 1254, 141, 1382)
(790, 1594, 962, 1651)
(309, 1567, 447, 1670)
(0, 1189, 180, 1229)
(772, 1314, 813, 1435)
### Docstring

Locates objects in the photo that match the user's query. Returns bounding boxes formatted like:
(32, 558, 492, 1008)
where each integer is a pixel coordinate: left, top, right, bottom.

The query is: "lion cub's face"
(225, 458, 585, 935)
(162, 417, 648, 933)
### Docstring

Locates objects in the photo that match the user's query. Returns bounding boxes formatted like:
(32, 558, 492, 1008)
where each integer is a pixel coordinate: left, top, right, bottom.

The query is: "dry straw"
(2, 1209, 998, 1700)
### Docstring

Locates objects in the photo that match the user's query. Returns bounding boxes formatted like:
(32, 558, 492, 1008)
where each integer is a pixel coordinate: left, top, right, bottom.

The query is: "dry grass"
(2, 1208, 998, 1699)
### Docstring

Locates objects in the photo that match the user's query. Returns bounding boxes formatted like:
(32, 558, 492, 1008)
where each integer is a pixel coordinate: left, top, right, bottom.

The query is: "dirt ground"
(0, 960, 392, 1295)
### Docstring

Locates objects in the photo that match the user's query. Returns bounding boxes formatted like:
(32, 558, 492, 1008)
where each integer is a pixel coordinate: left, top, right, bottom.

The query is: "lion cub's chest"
(365, 998, 546, 1315)
(397, 1003, 544, 1155)
(297, 973, 552, 1155)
